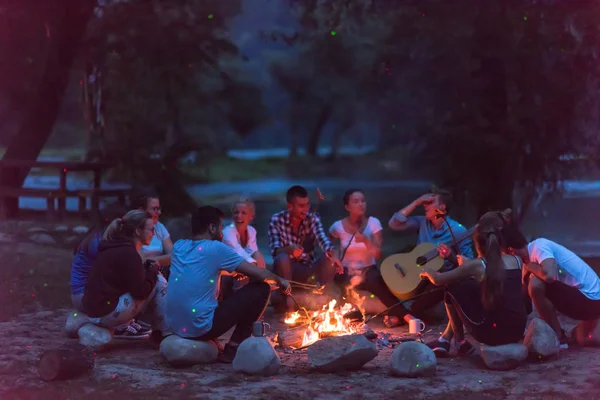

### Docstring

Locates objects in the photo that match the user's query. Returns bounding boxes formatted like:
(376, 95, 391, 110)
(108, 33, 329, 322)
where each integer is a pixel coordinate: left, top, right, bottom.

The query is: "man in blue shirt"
(166, 206, 291, 363)
(386, 189, 474, 327)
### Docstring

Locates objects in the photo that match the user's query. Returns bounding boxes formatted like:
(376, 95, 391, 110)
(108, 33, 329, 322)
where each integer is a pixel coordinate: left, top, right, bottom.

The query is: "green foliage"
(85, 0, 268, 169)
(266, 0, 393, 155)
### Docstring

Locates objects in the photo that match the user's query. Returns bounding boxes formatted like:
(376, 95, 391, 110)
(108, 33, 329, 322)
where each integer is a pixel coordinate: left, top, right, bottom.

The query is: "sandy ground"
(1, 229, 600, 399)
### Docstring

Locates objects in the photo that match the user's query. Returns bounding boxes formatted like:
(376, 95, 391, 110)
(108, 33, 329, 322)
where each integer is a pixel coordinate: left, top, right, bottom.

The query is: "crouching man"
(165, 206, 291, 363)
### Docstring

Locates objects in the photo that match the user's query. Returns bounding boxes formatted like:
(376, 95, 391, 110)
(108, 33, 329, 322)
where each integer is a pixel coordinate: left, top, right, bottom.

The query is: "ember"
(285, 299, 362, 347)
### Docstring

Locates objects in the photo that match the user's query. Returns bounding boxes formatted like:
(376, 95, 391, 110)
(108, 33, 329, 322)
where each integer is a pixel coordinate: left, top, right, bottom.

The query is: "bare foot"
(384, 315, 401, 328)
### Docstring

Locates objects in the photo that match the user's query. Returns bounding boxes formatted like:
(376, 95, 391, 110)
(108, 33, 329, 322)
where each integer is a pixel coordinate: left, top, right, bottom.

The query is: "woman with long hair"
(329, 189, 402, 321)
(419, 210, 527, 356)
(82, 210, 168, 340)
(70, 203, 127, 311)
(221, 197, 266, 299)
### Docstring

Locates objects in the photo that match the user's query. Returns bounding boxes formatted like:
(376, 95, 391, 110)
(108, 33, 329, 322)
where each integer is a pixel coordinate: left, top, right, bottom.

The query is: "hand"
(419, 268, 439, 284)
(456, 255, 465, 266)
(437, 244, 452, 259)
(417, 193, 437, 205)
(233, 272, 247, 281)
(254, 253, 266, 269)
(522, 264, 531, 285)
(277, 277, 292, 295)
(332, 258, 344, 274)
(290, 245, 304, 258)
(145, 259, 161, 273)
(354, 230, 366, 243)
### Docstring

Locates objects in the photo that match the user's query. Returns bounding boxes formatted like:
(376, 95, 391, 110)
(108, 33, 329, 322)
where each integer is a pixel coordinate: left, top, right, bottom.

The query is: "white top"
(329, 217, 383, 270)
(222, 224, 259, 264)
(528, 238, 600, 300)
(141, 221, 170, 258)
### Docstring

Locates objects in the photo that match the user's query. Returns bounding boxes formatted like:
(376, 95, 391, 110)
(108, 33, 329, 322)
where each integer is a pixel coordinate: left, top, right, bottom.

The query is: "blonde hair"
(103, 210, 151, 242)
(231, 196, 255, 216)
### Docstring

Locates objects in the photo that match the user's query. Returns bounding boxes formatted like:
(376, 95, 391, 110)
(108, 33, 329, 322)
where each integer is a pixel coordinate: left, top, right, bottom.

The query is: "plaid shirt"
(268, 210, 333, 264)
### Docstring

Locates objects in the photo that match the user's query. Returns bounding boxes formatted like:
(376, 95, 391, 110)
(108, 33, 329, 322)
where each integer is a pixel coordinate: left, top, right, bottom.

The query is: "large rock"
(523, 318, 560, 359)
(480, 343, 528, 370)
(390, 341, 436, 378)
(233, 336, 281, 376)
(78, 324, 112, 351)
(307, 334, 378, 373)
(160, 335, 218, 367)
(65, 312, 90, 338)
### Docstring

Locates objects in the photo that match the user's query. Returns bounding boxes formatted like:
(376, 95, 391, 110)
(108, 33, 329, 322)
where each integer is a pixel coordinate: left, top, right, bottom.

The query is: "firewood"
(277, 325, 310, 349)
(38, 342, 95, 382)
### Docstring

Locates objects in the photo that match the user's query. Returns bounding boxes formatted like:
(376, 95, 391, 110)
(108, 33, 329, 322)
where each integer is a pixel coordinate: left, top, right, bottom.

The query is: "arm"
(388, 193, 435, 232)
(236, 260, 290, 294)
(268, 215, 289, 257)
(124, 251, 158, 300)
(421, 258, 485, 286)
(526, 240, 559, 283)
(247, 228, 265, 268)
(223, 227, 256, 263)
(525, 259, 559, 283)
(312, 213, 334, 254)
(150, 226, 174, 267)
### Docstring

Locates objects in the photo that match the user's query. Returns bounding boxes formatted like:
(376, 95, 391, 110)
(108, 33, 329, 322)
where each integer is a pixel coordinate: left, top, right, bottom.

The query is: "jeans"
(196, 281, 271, 344)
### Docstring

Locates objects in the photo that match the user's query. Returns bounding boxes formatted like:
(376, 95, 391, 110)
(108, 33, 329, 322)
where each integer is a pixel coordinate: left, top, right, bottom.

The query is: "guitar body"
(380, 242, 445, 300)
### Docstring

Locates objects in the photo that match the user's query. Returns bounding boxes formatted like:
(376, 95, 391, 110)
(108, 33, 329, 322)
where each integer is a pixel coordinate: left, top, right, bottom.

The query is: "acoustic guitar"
(380, 224, 477, 300)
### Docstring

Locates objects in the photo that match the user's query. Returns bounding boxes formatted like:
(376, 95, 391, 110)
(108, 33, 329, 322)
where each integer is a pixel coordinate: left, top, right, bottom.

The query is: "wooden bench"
(0, 161, 131, 220)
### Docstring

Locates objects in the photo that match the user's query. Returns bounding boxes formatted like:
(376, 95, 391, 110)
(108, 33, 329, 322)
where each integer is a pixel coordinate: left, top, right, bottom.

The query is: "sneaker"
(456, 340, 476, 356)
(130, 320, 153, 335)
(559, 330, 569, 351)
(425, 337, 450, 357)
(113, 324, 151, 340)
(218, 343, 239, 364)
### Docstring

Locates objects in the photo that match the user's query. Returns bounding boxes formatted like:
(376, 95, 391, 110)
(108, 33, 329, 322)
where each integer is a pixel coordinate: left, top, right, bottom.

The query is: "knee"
(528, 275, 546, 298)
(273, 253, 291, 269)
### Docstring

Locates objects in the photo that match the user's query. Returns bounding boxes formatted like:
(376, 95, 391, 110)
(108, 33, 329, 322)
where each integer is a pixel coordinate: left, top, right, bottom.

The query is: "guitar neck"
(424, 224, 478, 259)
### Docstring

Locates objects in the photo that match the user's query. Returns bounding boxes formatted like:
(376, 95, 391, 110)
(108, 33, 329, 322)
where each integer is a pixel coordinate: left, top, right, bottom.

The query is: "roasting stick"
(363, 288, 445, 324)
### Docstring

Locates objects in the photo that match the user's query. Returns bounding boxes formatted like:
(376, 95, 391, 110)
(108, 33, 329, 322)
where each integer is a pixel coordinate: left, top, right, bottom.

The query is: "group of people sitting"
(70, 185, 600, 364)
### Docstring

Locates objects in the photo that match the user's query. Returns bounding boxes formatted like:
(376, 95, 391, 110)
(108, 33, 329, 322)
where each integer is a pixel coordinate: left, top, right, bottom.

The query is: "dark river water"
(18, 174, 600, 262)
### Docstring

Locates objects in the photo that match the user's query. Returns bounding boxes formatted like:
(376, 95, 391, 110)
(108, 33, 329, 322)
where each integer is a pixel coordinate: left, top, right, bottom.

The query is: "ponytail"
(103, 218, 124, 241)
(102, 210, 150, 242)
(481, 231, 506, 310)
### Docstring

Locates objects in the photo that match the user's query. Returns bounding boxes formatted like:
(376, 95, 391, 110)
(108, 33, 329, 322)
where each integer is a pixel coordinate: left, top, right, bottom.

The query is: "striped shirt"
(268, 211, 333, 264)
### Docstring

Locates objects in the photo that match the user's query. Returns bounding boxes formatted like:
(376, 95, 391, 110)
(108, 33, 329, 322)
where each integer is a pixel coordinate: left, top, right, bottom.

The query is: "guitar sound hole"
(416, 256, 427, 266)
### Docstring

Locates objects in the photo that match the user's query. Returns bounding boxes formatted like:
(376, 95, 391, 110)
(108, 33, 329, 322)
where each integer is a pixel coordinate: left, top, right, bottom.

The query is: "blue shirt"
(70, 232, 102, 295)
(389, 214, 474, 259)
(165, 239, 243, 338)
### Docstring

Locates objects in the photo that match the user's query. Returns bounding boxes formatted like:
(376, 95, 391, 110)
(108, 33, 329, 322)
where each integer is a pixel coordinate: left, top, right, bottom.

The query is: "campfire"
(281, 299, 363, 348)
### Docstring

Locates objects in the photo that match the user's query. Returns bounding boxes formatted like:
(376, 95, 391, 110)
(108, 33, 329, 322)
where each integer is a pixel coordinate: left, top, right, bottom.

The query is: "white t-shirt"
(222, 224, 259, 264)
(528, 238, 600, 300)
(329, 217, 383, 271)
(141, 221, 170, 258)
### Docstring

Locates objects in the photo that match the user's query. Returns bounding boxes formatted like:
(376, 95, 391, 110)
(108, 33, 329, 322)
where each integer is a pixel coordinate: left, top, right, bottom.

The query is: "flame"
(285, 299, 361, 348)
(284, 311, 302, 325)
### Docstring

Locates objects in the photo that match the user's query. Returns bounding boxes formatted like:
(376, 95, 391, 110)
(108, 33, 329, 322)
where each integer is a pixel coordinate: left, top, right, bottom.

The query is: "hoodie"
(82, 239, 158, 318)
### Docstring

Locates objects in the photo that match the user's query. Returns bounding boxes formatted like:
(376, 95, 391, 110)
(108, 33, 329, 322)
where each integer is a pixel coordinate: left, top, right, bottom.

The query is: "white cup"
(408, 318, 426, 334)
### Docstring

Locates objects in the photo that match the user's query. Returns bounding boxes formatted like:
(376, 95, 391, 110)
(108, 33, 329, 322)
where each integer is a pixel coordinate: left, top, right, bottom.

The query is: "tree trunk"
(0, 0, 95, 216)
(306, 104, 333, 157)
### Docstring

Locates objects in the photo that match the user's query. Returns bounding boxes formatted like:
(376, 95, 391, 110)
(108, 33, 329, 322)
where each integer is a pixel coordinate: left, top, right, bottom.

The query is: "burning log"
(277, 325, 310, 349)
(38, 342, 95, 382)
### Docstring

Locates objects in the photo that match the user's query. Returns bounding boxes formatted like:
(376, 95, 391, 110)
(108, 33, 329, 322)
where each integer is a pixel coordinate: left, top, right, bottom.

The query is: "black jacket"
(82, 239, 157, 318)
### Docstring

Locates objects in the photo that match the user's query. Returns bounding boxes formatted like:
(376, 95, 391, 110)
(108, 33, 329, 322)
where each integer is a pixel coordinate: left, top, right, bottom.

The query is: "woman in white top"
(131, 192, 173, 270)
(221, 197, 266, 298)
(329, 189, 404, 321)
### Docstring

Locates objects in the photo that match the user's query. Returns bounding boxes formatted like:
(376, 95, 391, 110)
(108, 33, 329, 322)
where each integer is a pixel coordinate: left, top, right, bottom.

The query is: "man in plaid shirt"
(269, 185, 341, 313)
